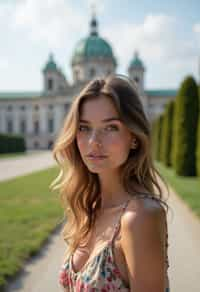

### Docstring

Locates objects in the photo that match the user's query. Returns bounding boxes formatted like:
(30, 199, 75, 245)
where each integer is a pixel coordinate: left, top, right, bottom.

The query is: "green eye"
(78, 125, 90, 131)
(106, 125, 119, 131)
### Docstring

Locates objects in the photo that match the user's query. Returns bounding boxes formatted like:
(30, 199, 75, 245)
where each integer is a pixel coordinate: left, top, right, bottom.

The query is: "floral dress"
(59, 195, 170, 291)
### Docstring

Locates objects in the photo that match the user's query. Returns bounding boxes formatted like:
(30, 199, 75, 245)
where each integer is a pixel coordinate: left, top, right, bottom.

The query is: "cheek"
(76, 135, 86, 153)
(106, 134, 131, 153)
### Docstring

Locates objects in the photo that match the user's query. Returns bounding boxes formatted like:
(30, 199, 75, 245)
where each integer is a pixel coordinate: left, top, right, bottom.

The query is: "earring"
(131, 139, 137, 149)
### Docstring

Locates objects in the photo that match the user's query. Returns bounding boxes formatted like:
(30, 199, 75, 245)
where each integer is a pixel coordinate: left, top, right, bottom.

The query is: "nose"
(88, 129, 102, 145)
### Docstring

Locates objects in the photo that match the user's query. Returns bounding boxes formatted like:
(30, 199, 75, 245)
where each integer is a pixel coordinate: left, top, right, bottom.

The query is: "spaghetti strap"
(110, 198, 131, 244)
(109, 194, 170, 270)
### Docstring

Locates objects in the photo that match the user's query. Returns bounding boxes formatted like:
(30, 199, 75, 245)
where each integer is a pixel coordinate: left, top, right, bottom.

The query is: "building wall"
(0, 96, 71, 149)
(0, 90, 175, 149)
(72, 59, 116, 83)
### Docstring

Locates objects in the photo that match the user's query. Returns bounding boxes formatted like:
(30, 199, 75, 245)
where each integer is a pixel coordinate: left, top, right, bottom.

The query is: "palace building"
(0, 15, 177, 150)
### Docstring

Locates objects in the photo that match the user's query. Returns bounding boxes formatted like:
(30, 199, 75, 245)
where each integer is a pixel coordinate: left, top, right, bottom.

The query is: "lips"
(87, 154, 107, 158)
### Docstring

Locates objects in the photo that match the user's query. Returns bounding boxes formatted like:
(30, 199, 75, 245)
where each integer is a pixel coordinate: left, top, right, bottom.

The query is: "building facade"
(0, 16, 177, 150)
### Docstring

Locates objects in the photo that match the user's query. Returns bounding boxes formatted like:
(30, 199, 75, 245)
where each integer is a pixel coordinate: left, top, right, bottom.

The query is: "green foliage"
(151, 114, 164, 161)
(157, 114, 164, 161)
(150, 118, 158, 160)
(0, 166, 61, 289)
(196, 85, 200, 176)
(172, 76, 199, 176)
(0, 134, 26, 154)
(160, 101, 174, 166)
(156, 161, 200, 218)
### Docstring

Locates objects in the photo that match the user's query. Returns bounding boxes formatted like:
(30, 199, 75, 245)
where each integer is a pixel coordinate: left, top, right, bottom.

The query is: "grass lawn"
(0, 152, 26, 159)
(155, 161, 200, 218)
(0, 166, 63, 289)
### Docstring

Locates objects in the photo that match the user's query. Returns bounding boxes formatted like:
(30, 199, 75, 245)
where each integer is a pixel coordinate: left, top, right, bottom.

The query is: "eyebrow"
(79, 117, 122, 123)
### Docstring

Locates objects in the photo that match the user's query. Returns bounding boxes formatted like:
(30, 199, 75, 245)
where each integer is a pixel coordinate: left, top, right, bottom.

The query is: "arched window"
(34, 104, 39, 111)
(20, 120, 26, 134)
(48, 141, 54, 149)
(48, 118, 54, 133)
(34, 120, 39, 135)
(20, 105, 26, 111)
(89, 68, 96, 77)
(7, 120, 13, 133)
(48, 104, 54, 110)
(134, 76, 139, 83)
(7, 105, 12, 112)
(64, 103, 69, 113)
(74, 70, 80, 81)
(48, 78, 53, 90)
(34, 141, 39, 149)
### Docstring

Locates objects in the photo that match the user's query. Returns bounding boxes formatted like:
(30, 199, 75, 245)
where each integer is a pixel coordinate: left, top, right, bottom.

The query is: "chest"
(71, 214, 129, 285)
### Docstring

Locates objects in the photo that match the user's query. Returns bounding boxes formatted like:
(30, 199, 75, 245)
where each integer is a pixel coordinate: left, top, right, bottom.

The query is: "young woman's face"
(76, 95, 134, 174)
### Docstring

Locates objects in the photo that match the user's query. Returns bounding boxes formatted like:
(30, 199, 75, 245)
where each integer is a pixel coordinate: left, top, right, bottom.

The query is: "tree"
(196, 85, 200, 176)
(172, 76, 199, 176)
(160, 100, 174, 166)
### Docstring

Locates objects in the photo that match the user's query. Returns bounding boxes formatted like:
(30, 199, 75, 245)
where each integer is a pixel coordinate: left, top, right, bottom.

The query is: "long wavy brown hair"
(50, 74, 170, 259)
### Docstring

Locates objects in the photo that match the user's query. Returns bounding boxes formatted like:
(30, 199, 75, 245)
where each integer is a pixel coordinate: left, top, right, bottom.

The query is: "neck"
(98, 171, 130, 208)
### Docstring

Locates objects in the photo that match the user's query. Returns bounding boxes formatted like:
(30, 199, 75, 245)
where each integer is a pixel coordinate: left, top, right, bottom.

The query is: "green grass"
(155, 161, 200, 218)
(0, 152, 26, 159)
(0, 166, 63, 289)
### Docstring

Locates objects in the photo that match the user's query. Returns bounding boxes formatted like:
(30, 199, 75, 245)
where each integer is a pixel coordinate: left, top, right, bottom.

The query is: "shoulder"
(120, 195, 167, 290)
(121, 195, 166, 241)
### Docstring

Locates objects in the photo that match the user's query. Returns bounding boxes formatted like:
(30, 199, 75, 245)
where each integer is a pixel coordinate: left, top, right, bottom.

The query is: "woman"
(51, 74, 170, 291)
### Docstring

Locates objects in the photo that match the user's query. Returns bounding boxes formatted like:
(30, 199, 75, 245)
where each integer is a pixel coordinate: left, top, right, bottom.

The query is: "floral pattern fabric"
(59, 195, 170, 291)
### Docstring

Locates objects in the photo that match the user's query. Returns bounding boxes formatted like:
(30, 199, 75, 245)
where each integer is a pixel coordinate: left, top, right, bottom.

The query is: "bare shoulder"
(121, 194, 166, 236)
(120, 195, 167, 291)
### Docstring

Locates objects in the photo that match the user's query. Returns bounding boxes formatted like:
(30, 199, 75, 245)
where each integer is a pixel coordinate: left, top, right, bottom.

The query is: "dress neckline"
(69, 198, 131, 275)
(70, 240, 112, 275)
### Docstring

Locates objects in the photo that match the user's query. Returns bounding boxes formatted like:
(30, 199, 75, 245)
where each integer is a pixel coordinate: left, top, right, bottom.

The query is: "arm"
(121, 203, 166, 292)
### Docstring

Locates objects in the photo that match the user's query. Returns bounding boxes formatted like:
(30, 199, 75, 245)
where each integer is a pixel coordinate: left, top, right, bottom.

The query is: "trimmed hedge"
(160, 100, 174, 166)
(0, 133, 26, 153)
(172, 76, 199, 176)
(196, 86, 200, 176)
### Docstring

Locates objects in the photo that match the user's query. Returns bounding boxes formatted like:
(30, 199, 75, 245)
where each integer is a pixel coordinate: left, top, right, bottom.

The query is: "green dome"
(43, 53, 57, 72)
(72, 35, 116, 65)
(129, 51, 144, 69)
(71, 16, 116, 66)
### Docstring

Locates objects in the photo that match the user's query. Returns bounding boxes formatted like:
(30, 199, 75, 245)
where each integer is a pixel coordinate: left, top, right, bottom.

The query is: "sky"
(0, 0, 200, 91)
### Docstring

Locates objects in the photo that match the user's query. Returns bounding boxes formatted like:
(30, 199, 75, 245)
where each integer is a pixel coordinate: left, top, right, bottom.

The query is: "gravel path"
(0, 151, 56, 182)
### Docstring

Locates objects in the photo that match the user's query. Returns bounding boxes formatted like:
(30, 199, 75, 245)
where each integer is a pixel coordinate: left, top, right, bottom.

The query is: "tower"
(128, 51, 145, 94)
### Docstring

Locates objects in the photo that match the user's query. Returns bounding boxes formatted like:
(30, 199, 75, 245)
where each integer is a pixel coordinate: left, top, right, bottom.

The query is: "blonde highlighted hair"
(50, 74, 170, 258)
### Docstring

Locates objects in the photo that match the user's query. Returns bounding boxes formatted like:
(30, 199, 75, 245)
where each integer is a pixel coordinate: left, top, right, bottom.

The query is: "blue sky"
(0, 0, 200, 91)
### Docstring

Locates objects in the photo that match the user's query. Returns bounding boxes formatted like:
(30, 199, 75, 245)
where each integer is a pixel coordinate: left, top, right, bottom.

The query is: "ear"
(131, 137, 138, 149)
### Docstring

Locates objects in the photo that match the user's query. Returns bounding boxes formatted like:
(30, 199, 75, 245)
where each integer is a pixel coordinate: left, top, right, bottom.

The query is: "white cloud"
(102, 14, 199, 81)
(193, 22, 200, 47)
(193, 23, 200, 34)
(0, 57, 9, 70)
(12, 0, 87, 48)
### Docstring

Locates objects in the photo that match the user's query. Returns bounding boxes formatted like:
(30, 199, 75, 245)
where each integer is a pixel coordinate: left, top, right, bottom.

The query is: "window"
(89, 68, 96, 77)
(34, 120, 39, 135)
(74, 70, 80, 81)
(20, 105, 26, 111)
(20, 120, 26, 134)
(48, 104, 54, 110)
(34, 141, 39, 149)
(64, 103, 69, 113)
(7, 120, 13, 133)
(48, 141, 54, 149)
(48, 78, 53, 90)
(134, 76, 139, 83)
(34, 105, 39, 111)
(7, 105, 13, 112)
(48, 118, 54, 133)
